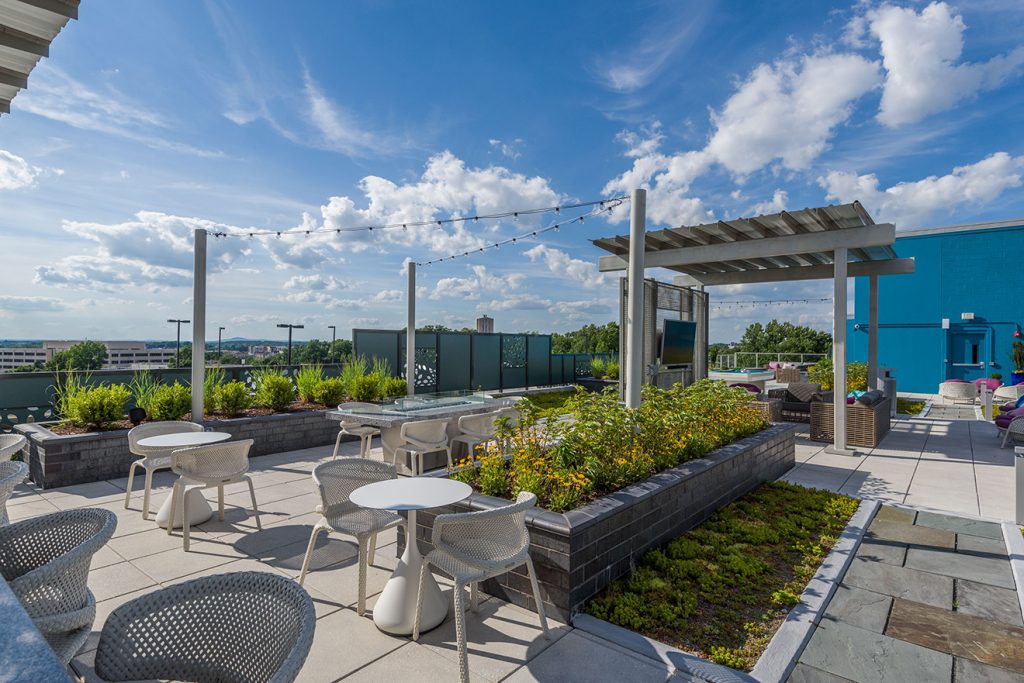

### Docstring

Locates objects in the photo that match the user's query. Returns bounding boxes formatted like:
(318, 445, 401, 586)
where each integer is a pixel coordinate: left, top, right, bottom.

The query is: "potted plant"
(1012, 340, 1024, 385)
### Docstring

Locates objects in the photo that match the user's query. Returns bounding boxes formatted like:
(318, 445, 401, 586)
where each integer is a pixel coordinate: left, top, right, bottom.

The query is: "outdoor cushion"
(974, 378, 1003, 391)
(786, 383, 821, 403)
(768, 362, 780, 370)
(847, 396, 855, 404)
(856, 390, 884, 406)
(945, 379, 969, 383)
(729, 382, 761, 394)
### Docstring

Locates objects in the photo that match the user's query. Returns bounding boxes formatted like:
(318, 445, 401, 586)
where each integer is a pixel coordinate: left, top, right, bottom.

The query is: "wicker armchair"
(0, 432, 27, 459)
(775, 367, 802, 384)
(0, 508, 117, 663)
(298, 459, 404, 616)
(393, 418, 450, 475)
(94, 571, 316, 683)
(767, 383, 829, 422)
(333, 402, 381, 459)
(413, 491, 549, 683)
(0, 446, 29, 525)
(167, 439, 260, 551)
(126, 421, 204, 520)
(810, 397, 892, 448)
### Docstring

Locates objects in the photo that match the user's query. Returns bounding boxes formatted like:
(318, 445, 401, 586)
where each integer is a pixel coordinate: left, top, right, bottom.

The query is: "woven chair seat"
(0, 433, 27, 459)
(0, 458, 29, 525)
(95, 571, 315, 683)
(424, 545, 530, 584)
(324, 505, 402, 537)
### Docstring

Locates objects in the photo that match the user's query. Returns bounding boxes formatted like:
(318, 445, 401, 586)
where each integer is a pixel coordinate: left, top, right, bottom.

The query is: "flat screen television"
(660, 319, 696, 366)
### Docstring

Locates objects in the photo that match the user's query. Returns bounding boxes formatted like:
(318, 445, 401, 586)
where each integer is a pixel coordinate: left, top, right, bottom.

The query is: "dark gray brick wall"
(15, 411, 352, 489)
(403, 423, 797, 622)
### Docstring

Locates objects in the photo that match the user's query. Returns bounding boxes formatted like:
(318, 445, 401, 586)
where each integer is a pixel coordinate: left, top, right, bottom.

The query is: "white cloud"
(705, 52, 880, 174)
(866, 2, 1024, 127)
(349, 317, 382, 327)
(14, 65, 223, 158)
(524, 245, 607, 289)
(283, 274, 351, 291)
(750, 189, 788, 216)
(0, 150, 43, 190)
(277, 290, 369, 310)
(489, 138, 524, 160)
(373, 289, 403, 303)
(35, 212, 251, 291)
(431, 265, 524, 300)
(819, 152, 1024, 227)
(480, 294, 552, 311)
(0, 296, 66, 314)
(302, 72, 401, 158)
(546, 299, 614, 322)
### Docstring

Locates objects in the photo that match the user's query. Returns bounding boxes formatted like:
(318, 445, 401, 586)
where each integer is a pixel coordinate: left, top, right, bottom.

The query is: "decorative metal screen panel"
(471, 334, 501, 390)
(501, 335, 527, 389)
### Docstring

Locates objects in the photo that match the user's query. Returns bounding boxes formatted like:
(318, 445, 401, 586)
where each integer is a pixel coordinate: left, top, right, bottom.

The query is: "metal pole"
(407, 261, 416, 396)
(868, 274, 879, 390)
(831, 247, 850, 454)
(191, 229, 207, 424)
(218, 326, 224, 357)
(287, 327, 293, 365)
(625, 188, 646, 407)
(329, 325, 336, 363)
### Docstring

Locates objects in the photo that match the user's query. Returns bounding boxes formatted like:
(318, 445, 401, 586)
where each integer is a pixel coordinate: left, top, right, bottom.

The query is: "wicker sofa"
(766, 383, 831, 422)
(810, 392, 892, 448)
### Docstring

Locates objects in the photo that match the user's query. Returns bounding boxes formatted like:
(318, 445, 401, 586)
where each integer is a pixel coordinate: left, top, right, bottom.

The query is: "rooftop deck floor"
(5, 401, 1021, 682)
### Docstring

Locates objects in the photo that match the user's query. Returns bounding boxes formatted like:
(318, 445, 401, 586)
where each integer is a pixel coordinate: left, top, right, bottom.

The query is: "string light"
(207, 196, 628, 239)
(710, 297, 832, 311)
(415, 200, 623, 266)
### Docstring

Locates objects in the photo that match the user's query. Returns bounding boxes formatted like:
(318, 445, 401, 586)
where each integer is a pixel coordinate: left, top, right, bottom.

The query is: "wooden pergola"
(592, 191, 915, 453)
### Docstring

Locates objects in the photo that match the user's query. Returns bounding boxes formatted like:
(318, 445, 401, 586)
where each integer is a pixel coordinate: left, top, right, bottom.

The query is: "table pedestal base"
(372, 509, 449, 635)
(155, 488, 214, 530)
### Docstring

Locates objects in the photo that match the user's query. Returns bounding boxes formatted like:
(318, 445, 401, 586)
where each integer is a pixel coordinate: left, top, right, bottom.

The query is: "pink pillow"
(945, 379, 969, 383)
(1005, 406, 1024, 418)
(847, 396, 855, 404)
(974, 378, 1003, 391)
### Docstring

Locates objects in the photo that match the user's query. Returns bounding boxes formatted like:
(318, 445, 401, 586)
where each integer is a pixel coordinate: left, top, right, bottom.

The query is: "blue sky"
(1, 0, 1023, 343)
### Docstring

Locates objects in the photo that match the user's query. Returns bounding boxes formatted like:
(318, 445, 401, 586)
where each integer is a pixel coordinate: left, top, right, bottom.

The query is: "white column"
(191, 229, 207, 424)
(831, 247, 849, 454)
(625, 188, 646, 408)
(406, 261, 416, 396)
(867, 274, 879, 390)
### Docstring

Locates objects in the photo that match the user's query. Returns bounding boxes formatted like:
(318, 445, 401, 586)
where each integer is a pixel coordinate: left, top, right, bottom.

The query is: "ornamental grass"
(450, 380, 768, 512)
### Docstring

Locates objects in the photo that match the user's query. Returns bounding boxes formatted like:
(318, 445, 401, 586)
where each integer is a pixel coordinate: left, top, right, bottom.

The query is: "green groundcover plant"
(586, 481, 858, 671)
(451, 380, 768, 513)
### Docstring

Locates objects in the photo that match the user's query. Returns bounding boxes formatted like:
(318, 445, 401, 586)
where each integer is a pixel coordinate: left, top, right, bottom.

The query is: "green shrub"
(312, 377, 346, 405)
(379, 376, 408, 398)
(129, 370, 160, 414)
(203, 367, 226, 415)
(214, 381, 252, 417)
(295, 364, 325, 402)
(590, 357, 607, 378)
(807, 359, 867, 393)
(63, 383, 131, 428)
(340, 356, 368, 395)
(1014, 340, 1024, 372)
(148, 383, 192, 421)
(254, 371, 295, 410)
(605, 360, 620, 380)
(349, 374, 380, 402)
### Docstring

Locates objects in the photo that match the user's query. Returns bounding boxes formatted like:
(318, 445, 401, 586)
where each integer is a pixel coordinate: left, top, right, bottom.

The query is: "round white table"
(136, 431, 232, 530)
(350, 477, 472, 635)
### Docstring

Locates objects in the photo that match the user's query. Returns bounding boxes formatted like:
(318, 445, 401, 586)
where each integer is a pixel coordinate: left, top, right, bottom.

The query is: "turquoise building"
(848, 219, 1024, 394)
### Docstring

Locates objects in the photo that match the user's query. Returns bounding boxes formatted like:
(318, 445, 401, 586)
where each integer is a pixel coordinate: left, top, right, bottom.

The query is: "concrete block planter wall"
(14, 410, 349, 489)
(405, 422, 797, 623)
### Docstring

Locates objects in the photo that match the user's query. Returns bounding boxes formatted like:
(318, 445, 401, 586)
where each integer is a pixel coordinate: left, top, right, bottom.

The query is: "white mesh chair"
(333, 403, 381, 459)
(999, 416, 1024, 448)
(166, 439, 260, 551)
(0, 508, 117, 663)
(94, 571, 315, 683)
(449, 412, 501, 462)
(938, 381, 978, 404)
(392, 418, 450, 475)
(126, 421, 204, 520)
(298, 459, 404, 616)
(993, 384, 1024, 404)
(1, 434, 29, 526)
(413, 492, 549, 683)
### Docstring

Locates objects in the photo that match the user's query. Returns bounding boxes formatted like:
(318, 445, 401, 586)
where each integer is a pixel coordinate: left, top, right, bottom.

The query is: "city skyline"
(1, 1, 1022, 343)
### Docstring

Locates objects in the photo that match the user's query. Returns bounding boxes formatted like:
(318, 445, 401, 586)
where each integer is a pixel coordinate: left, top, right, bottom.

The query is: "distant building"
(847, 218, 1024, 393)
(247, 345, 280, 359)
(476, 315, 494, 333)
(0, 341, 176, 370)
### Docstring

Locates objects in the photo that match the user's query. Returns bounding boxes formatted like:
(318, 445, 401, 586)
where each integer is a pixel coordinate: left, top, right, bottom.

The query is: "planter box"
(403, 422, 797, 623)
(14, 410, 351, 490)
(575, 378, 619, 393)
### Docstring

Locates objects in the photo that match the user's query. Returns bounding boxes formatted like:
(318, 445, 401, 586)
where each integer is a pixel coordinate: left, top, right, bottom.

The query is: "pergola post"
(625, 188, 646, 408)
(830, 247, 851, 454)
(406, 260, 416, 396)
(868, 274, 879, 390)
(191, 229, 207, 424)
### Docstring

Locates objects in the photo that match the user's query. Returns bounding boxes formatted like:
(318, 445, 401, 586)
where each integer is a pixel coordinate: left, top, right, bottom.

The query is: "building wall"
(848, 223, 1024, 393)
(0, 341, 176, 370)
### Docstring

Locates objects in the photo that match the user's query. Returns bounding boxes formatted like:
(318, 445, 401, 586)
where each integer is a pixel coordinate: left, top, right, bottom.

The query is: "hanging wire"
(710, 297, 832, 311)
(415, 199, 624, 266)
(206, 196, 629, 239)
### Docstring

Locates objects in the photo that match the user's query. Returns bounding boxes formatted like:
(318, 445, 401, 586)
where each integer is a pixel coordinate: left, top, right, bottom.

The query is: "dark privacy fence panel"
(353, 329, 617, 393)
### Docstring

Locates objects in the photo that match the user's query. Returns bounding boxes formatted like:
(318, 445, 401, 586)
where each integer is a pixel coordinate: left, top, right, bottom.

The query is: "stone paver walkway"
(793, 505, 1023, 682)
(782, 412, 1016, 520)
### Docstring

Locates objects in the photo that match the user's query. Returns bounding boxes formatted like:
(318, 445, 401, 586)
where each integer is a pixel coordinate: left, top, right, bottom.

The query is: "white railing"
(716, 352, 829, 369)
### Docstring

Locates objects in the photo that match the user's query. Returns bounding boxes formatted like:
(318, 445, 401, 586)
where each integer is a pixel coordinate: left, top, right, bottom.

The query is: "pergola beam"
(599, 223, 895, 272)
(670, 257, 914, 287)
